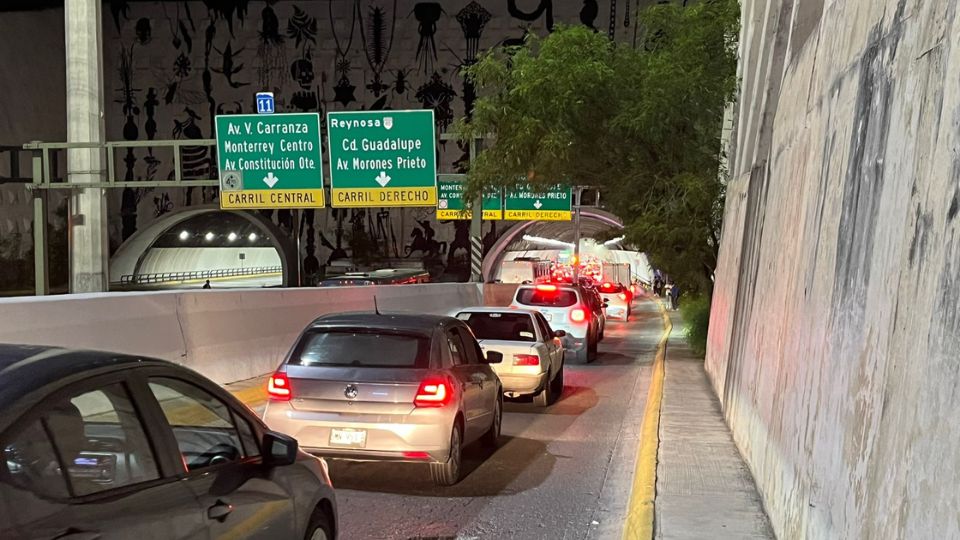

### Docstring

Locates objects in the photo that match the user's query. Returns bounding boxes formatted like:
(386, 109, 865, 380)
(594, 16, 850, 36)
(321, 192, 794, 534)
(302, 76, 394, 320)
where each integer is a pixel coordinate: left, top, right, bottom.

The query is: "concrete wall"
(137, 247, 282, 274)
(707, 0, 960, 538)
(0, 283, 481, 384)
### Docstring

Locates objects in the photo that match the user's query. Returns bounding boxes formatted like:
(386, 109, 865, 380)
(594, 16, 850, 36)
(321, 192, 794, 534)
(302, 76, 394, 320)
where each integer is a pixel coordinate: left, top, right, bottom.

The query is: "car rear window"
(457, 312, 537, 342)
(289, 331, 430, 368)
(516, 288, 578, 308)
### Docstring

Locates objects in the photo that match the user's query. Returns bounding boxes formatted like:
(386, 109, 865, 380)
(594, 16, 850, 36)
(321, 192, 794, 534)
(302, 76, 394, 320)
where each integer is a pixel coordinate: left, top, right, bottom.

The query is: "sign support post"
(573, 187, 582, 282)
(469, 137, 483, 283)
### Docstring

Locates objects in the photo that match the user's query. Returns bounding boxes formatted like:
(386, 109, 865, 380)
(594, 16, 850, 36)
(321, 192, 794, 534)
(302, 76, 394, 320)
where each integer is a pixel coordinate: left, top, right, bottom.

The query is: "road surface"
(328, 301, 662, 540)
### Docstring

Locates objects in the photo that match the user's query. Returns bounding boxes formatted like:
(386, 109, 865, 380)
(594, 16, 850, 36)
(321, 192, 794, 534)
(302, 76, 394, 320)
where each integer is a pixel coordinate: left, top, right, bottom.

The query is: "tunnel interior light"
(204, 232, 215, 241)
(248, 232, 258, 242)
(603, 236, 626, 247)
(179, 230, 189, 241)
(227, 232, 238, 242)
(521, 234, 574, 249)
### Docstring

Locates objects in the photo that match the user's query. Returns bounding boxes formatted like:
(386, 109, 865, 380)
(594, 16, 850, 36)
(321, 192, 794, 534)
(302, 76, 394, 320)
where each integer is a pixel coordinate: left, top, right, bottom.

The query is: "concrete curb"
(623, 301, 672, 539)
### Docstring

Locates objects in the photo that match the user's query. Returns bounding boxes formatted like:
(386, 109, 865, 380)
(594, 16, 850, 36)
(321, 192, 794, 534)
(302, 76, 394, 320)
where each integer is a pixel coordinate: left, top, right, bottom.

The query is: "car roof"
(0, 344, 171, 410)
(451, 306, 539, 316)
(308, 312, 460, 334)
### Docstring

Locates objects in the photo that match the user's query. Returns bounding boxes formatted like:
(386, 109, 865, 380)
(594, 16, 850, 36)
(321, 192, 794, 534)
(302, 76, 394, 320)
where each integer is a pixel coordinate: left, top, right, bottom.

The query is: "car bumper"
(263, 402, 453, 462)
(605, 305, 629, 320)
(499, 372, 548, 397)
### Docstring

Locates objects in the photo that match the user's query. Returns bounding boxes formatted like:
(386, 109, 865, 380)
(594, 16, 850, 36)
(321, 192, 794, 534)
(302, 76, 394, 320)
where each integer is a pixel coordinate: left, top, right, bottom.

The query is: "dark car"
(263, 313, 503, 486)
(0, 345, 337, 540)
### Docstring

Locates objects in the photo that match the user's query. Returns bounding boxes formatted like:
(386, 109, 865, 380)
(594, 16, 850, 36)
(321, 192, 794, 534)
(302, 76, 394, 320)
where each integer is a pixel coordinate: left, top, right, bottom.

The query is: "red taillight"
(602, 282, 613, 290)
(267, 372, 291, 401)
(414, 378, 451, 407)
(570, 308, 587, 323)
(618, 293, 627, 300)
(402, 451, 430, 460)
(513, 354, 540, 366)
(536, 284, 557, 292)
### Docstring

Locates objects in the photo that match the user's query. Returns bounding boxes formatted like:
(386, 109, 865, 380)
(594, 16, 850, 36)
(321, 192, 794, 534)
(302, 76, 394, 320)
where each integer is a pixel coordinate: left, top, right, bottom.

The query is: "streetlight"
(227, 232, 238, 242)
(248, 232, 258, 242)
(204, 232, 214, 242)
(178, 230, 189, 241)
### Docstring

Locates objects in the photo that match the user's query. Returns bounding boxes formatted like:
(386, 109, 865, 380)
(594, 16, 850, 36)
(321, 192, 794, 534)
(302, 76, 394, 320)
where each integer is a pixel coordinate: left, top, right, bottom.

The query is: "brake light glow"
(570, 308, 587, 323)
(536, 284, 557, 292)
(414, 379, 451, 407)
(267, 372, 292, 401)
(602, 282, 613, 289)
(513, 354, 540, 366)
(619, 293, 627, 300)
(402, 451, 430, 460)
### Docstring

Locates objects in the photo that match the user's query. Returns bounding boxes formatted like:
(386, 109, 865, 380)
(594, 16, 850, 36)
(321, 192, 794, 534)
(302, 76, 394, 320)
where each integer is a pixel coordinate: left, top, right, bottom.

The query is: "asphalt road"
(329, 300, 663, 540)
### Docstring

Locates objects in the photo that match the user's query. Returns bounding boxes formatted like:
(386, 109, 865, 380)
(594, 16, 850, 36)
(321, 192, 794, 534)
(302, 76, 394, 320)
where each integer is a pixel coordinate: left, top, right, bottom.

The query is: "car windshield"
(516, 287, 578, 308)
(457, 312, 537, 342)
(289, 330, 430, 368)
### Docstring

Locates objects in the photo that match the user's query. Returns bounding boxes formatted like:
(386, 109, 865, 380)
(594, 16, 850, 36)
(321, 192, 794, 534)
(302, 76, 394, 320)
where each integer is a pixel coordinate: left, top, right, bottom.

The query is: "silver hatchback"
(262, 313, 504, 486)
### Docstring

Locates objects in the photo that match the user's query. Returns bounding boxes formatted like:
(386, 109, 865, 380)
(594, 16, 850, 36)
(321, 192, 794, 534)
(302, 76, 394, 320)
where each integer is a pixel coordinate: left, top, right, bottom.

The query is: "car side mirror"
(553, 330, 566, 338)
(262, 430, 298, 467)
(484, 351, 503, 364)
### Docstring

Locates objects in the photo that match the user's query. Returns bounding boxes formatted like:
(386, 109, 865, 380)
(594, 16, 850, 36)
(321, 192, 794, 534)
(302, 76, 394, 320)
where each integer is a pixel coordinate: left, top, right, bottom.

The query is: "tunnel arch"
(109, 205, 297, 287)
(481, 208, 624, 282)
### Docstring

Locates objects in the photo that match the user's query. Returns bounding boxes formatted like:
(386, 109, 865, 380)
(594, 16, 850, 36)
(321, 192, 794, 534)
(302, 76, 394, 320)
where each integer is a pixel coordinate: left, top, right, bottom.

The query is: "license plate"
(330, 428, 367, 448)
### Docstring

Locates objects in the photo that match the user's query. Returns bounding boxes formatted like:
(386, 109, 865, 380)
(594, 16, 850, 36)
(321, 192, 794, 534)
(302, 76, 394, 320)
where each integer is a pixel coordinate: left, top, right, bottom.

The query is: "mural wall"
(2, 0, 667, 284)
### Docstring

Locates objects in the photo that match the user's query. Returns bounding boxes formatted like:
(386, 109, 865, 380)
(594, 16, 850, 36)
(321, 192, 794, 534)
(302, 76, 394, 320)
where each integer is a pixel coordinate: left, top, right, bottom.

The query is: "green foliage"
(458, 0, 740, 293)
(680, 294, 711, 358)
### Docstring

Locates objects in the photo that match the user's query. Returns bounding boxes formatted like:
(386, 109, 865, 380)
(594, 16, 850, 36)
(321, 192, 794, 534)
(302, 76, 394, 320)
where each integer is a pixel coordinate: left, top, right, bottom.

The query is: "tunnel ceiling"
(152, 212, 276, 248)
(503, 219, 622, 252)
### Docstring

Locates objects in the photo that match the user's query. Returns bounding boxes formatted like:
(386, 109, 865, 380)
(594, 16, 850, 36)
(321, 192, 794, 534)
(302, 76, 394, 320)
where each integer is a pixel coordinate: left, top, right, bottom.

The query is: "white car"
(453, 307, 565, 406)
(509, 283, 600, 364)
(597, 282, 631, 321)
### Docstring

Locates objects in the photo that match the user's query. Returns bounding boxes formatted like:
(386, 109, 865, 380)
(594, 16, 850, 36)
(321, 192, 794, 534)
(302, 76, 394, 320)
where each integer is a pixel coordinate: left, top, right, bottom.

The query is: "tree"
(457, 0, 739, 292)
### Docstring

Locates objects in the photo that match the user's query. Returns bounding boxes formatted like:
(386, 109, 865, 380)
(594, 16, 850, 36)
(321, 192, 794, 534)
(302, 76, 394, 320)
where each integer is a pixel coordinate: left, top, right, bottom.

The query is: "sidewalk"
(655, 311, 774, 539)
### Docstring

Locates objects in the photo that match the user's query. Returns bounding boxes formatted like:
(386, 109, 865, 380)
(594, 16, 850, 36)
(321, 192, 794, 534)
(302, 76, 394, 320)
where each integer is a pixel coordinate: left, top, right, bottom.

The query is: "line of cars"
(0, 281, 633, 539)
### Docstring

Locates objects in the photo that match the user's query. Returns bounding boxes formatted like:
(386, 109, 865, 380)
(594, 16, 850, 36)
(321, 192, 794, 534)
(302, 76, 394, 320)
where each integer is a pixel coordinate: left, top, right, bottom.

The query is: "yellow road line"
(624, 301, 672, 539)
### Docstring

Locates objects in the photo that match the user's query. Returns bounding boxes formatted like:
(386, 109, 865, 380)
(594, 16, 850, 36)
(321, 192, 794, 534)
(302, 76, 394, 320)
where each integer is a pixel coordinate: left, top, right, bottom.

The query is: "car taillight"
(267, 372, 291, 401)
(570, 308, 587, 322)
(513, 354, 540, 366)
(414, 378, 451, 407)
(618, 293, 627, 300)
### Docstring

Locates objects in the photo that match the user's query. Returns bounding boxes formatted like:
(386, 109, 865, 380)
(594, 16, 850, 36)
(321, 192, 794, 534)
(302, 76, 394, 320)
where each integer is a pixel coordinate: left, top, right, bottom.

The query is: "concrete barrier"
(0, 283, 482, 384)
(482, 283, 519, 306)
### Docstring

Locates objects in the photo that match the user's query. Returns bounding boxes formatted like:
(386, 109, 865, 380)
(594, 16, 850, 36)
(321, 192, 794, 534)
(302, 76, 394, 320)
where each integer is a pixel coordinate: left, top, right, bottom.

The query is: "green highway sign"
(504, 183, 573, 221)
(436, 176, 503, 220)
(327, 110, 437, 207)
(215, 112, 324, 209)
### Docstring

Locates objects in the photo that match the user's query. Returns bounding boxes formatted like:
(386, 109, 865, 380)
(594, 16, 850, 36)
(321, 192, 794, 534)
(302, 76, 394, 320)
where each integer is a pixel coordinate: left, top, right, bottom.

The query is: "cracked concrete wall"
(706, 0, 960, 537)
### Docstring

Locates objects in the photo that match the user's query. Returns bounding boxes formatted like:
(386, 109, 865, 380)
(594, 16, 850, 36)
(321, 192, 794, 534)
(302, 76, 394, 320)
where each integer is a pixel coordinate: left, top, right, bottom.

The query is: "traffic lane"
(329, 300, 663, 540)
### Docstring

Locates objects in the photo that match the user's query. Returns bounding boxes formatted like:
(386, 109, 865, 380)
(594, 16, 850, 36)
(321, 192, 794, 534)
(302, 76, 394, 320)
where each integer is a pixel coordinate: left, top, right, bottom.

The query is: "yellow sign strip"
(504, 210, 572, 221)
(332, 187, 437, 208)
(624, 301, 672, 540)
(436, 209, 504, 220)
(220, 189, 325, 209)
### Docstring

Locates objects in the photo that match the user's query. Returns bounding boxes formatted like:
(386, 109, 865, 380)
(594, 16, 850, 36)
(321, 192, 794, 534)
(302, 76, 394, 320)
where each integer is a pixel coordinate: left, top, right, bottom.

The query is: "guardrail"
(120, 266, 283, 285)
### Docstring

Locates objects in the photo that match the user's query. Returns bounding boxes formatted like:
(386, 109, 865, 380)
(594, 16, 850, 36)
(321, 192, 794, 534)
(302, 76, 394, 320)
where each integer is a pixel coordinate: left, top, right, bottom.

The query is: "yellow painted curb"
(624, 301, 672, 539)
(229, 383, 269, 408)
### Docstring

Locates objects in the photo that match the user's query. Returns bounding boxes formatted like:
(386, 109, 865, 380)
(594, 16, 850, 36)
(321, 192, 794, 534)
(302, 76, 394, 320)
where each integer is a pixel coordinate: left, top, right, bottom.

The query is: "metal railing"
(120, 266, 283, 285)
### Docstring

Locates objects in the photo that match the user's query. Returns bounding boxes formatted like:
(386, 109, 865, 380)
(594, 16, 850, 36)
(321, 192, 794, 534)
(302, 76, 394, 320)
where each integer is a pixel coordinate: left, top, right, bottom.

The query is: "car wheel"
(533, 372, 554, 407)
(430, 423, 463, 486)
(550, 364, 564, 399)
(482, 395, 502, 448)
(304, 505, 334, 540)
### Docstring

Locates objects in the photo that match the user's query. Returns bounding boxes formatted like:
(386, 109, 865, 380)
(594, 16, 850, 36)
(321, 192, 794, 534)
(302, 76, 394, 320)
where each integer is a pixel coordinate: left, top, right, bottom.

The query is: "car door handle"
(207, 500, 234, 522)
(54, 530, 101, 540)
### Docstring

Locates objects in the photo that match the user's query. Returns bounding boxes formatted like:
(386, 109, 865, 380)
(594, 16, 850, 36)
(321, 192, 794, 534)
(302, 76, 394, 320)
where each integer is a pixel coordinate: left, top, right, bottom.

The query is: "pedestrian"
(202, 280, 211, 289)
(670, 282, 681, 310)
